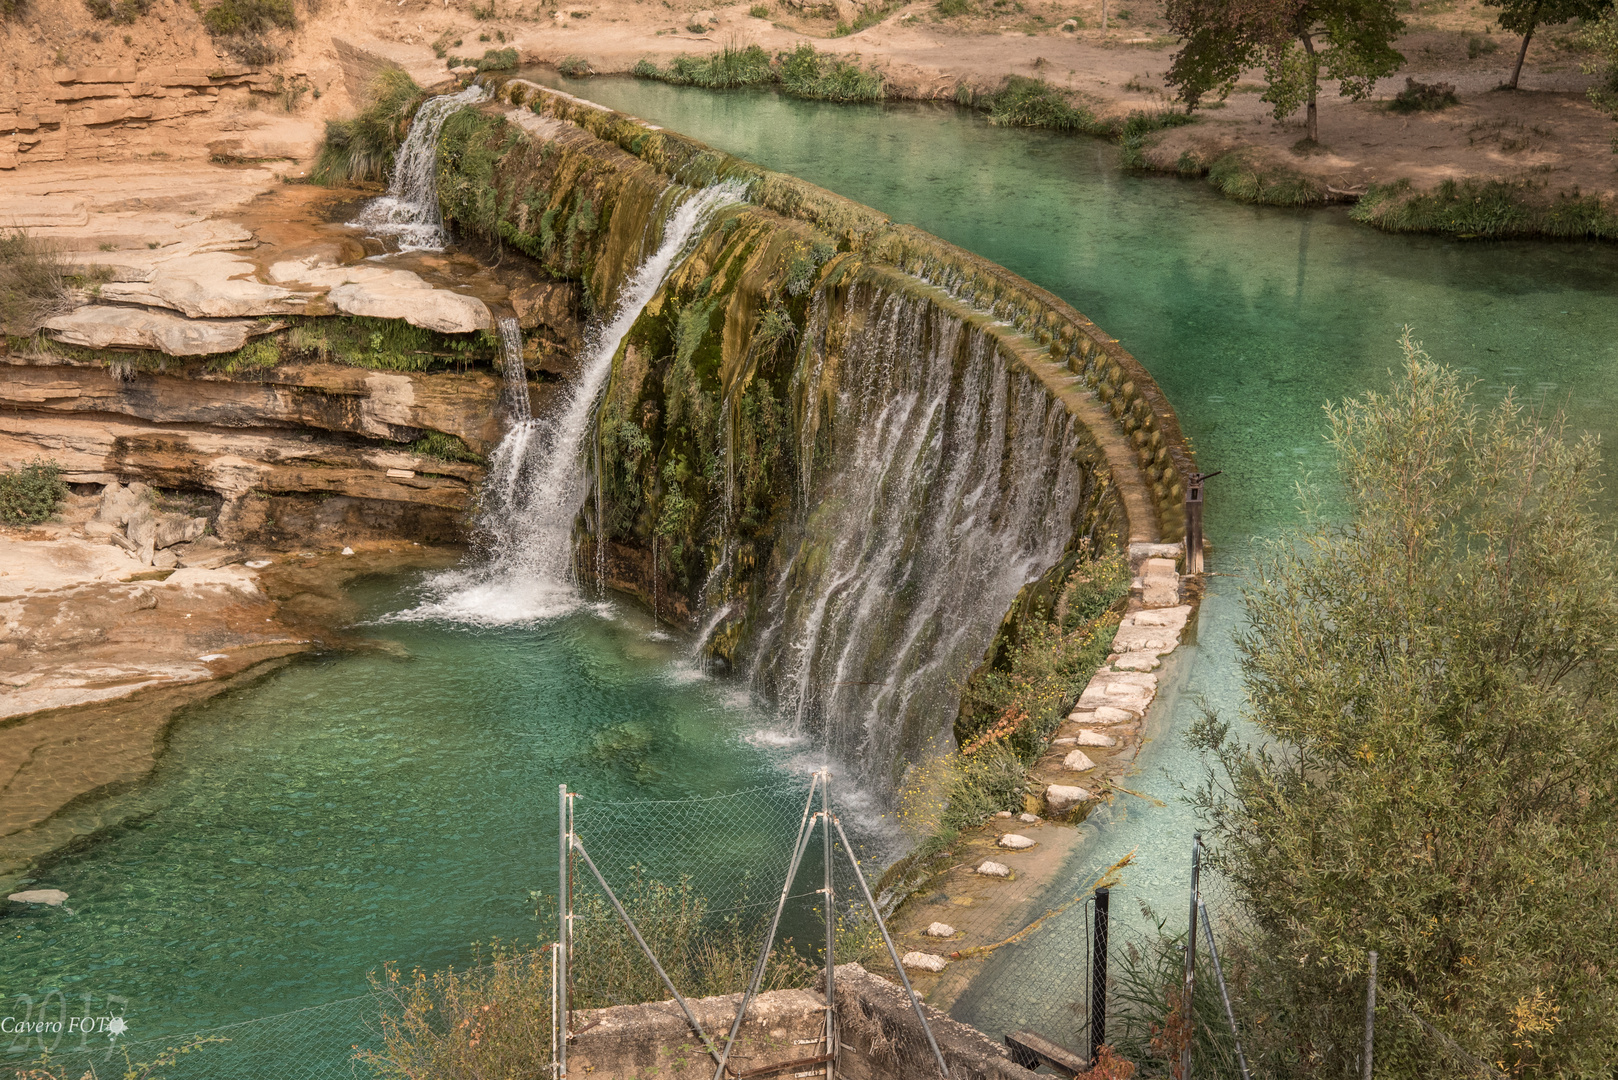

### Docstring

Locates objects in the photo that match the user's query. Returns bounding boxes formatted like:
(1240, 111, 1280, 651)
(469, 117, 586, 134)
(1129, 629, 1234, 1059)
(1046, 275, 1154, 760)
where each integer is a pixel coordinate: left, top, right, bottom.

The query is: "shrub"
(1388, 76, 1458, 113)
(200, 0, 295, 34)
(556, 54, 592, 77)
(310, 68, 423, 184)
(936, 0, 973, 13)
(749, 2, 768, 14)
(1191, 333, 1618, 1075)
(0, 460, 68, 526)
(84, 0, 150, 23)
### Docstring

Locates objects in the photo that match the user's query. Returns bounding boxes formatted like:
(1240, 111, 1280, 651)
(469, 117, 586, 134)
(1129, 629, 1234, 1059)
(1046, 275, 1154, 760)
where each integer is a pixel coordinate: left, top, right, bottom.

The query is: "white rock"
(8, 889, 68, 906)
(998, 833, 1035, 849)
(1044, 784, 1091, 814)
(245, 559, 273, 568)
(1052, 736, 1077, 745)
(341, 546, 355, 555)
(1078, 730, 1118, 747)
(976, 860, 1011, 877)
(1132, 605, 1193, 629)
(923, 922, 956, 937)
(100, 252, 311, 318)
(901, 951, 948, 972)
(269, 256, 492, 333)
(992, 810, 1013, 818)
(197, 653, 229, 662)
(43, 305, 277, 357)
(1063, 749, 1097, 771)
(1018, 812, 1041, 824)
(152, 548, 179, 570)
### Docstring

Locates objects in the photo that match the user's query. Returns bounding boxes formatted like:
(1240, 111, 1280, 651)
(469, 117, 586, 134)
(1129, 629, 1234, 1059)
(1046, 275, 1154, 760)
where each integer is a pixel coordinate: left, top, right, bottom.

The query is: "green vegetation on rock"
(409, 432, 485, 464)
(311, 68, 424, 185)
(0, 459, 68, 526)
(1187, 334, 1618, 1075)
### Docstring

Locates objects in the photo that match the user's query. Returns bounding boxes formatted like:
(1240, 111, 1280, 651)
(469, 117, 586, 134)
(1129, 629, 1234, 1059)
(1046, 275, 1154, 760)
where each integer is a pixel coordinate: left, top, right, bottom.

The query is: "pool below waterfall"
(6, 73, 1618, 1070)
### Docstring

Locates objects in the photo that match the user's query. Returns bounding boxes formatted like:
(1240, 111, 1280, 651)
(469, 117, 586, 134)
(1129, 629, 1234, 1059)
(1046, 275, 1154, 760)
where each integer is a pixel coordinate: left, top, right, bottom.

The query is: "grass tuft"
(1207, 151, 1325, 206)
(0, 229, 72, 335)
(634, 43, 882, 102)
(310, 68, 424, 185)
(986, 75, 1100, 131)
(1351, 177, 1618, 238)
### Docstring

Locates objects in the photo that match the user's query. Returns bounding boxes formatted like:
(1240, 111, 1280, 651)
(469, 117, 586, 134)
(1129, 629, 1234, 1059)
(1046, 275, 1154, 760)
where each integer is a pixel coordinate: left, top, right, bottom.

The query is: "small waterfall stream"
(354, 84, 489, 251)
(497, 317, 530, 423)
(399, 182, 746, 625)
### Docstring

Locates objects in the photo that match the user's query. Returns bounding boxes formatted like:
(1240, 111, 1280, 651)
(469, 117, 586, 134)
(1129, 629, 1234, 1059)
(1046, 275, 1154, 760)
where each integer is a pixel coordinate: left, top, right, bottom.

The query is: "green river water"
(5, 77, 1618, 1068)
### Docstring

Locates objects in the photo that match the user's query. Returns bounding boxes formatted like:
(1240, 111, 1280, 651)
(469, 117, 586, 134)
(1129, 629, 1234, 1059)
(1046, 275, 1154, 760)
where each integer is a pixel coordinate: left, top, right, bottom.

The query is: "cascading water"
(745, 283, 1093, 785)
(397, 181, 747, 625)
(497, 317, 530, 423)
(354, 84, 489, 251)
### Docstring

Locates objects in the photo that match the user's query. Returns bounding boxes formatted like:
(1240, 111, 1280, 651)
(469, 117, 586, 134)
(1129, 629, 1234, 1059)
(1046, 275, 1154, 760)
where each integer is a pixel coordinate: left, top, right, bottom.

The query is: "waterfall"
(498, 317, 530, 423)
(396, 181, 747, 625)
(354, 84, 489, 251)
(745, 283, 1091, 784)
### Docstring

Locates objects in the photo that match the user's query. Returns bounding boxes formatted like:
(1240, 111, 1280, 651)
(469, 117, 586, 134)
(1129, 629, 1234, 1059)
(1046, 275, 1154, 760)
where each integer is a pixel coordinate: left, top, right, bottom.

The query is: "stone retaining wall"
(568, 963, 1038, 1080)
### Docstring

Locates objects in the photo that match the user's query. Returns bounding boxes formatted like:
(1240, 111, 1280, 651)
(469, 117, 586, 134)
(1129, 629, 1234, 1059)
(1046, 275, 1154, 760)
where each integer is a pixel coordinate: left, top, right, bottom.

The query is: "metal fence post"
(822, 770, 837, 1080)
(1364, 950, 1378, 1080)
(1089, 886, 1110, 1067)
(558, 784, 572, 1079)
(1180, 832, 1202, 1080)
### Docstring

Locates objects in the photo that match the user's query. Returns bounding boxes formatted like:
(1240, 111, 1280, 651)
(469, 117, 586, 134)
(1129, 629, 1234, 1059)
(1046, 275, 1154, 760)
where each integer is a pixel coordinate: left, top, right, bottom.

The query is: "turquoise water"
(9, 78, 1618, 1068)
(531, 75, 1618, 556)
(0, 577, 813, 1062)
(522, 75, 1618, 1042)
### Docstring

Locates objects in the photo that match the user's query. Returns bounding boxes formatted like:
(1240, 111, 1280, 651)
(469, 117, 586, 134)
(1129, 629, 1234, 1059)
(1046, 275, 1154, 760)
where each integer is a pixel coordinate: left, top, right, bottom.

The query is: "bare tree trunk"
(1301, 32, 1319, 143)
(1509, 19, 1538, 90)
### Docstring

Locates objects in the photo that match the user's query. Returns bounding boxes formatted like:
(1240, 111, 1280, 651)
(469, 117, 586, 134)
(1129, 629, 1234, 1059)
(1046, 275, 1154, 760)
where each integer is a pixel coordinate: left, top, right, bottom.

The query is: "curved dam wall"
(436, 79, 1196, 781)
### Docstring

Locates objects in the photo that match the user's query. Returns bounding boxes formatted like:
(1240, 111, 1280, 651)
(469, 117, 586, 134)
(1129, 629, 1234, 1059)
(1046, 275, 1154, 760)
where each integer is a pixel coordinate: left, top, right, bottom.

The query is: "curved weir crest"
(354, 84, 489, 250)
(397, 181, 748, 626)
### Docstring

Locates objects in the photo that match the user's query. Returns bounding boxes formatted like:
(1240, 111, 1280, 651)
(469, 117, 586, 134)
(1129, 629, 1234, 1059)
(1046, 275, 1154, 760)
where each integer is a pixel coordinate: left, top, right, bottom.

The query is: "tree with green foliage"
(1191, 333, 1618, 1075)
(1487, 0, 1612, 89)
(1582, 6, 1618, 135)
(1165, 0, 1405, 143)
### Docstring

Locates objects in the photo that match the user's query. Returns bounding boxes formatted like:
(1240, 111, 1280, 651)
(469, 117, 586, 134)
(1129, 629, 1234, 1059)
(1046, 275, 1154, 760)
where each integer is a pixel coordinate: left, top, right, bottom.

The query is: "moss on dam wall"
(433, 78, 1197, 768)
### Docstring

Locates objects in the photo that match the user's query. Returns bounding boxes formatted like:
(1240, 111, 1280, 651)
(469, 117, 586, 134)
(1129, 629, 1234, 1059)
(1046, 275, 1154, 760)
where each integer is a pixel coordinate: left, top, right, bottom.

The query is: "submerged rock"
(998, 833, 1035, 849)
(8, 889, 68, 906)
(924, 922, 956, 937)
(1045, 784, 1091, 815)
(1077, 730, 1118, 748)
(901, 951, 948, 972)
(976, 860, 1011, 877)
